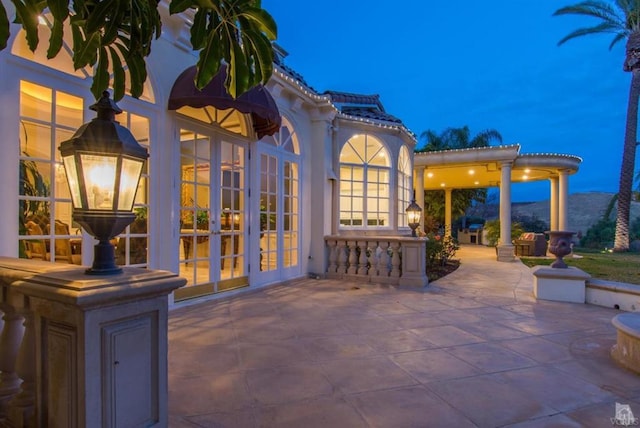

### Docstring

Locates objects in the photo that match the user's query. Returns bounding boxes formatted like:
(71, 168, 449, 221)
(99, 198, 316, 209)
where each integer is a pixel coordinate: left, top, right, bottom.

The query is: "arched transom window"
(339, 134, 390, 227)
(397, 145, 412, 228)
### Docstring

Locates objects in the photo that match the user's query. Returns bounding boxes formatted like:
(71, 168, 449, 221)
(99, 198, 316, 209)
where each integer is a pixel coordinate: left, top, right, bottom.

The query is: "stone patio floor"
(167, 245, 640, 427)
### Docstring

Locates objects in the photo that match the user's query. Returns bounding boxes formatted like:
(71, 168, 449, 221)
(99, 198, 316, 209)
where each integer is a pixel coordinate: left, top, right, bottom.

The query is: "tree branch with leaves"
(0, 0, 276, 100)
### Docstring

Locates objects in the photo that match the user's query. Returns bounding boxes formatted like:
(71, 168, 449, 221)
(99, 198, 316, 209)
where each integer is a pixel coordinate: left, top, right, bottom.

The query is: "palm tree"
(554, 1, 640, 251)
(417, 125, 503, 152)
(416, 126, 503, 230)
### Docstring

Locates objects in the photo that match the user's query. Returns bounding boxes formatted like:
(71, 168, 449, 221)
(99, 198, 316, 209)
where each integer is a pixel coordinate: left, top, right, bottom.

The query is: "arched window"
(339, 134, 390, 227)
(397, 146, 412, 228)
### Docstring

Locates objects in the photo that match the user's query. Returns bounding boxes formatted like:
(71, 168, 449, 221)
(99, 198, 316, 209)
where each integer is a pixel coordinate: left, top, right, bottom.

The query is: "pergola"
(413, 145, 582, 261)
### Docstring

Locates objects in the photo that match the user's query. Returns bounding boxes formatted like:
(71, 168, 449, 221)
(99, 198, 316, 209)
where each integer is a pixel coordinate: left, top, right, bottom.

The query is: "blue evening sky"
(262, 1, 630, 202)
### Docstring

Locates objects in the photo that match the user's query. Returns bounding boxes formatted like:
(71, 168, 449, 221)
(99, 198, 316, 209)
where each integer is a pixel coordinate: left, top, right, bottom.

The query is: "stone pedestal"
(0, 258, 185, 428)
(398, 238, 428, 288)
(531, 265, 590, 303)
(611, 313, 640, 375)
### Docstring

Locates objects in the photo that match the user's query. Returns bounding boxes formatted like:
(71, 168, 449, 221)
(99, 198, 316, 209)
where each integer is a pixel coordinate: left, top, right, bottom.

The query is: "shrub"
(580, 218, 615, 249)
(483, 220, 525, 247)
(425, 232, 459, 268)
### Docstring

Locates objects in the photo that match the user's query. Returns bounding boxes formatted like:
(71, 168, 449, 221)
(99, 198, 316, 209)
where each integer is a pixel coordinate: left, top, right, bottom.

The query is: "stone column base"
(496, 244, 515, 262)
(532, 266, 590, 303)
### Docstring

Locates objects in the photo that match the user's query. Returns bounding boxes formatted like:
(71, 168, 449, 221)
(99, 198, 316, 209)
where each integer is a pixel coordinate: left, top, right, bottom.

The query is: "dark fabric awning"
(168, 65, 281, 139)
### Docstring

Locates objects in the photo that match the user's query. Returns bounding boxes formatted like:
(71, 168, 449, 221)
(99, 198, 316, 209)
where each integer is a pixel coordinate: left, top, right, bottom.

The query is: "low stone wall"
(586, 279, 640, 312)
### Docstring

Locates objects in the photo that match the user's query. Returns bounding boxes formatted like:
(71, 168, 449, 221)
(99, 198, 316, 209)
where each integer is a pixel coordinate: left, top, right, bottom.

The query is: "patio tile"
(565, 398, 640, 427)
(433, 309, 484, 325)
(456, 321, 532, 341)
(391, 349, 482, 382)
(465, 306, 525, 320)
(503, 413, 583, 427)
(380, 312, 448, 329)
(554, 359, 640, 399)
(302, 335, 378, 361)
(320, 356, 418, 393)
(446, 342, 537, 373)
(498, 366, 616, 412)
(255, 397, 367, 428)
(499, 336, 573, 364)
(167, 246, 640, 426)
(245, 365, 334, 405)
(238, 340, 312, 369)
(409, 325, 485, 347)
(426, 373, 556, 427)
(360, 329, 434, 353)
(348, 386, 476, 428)
(287, 319, 352, 337)
(168, 343, 240, 377)
(168, 372, 253, 415)
(185, 410, 257, 427)
(343, 315, 405, 334)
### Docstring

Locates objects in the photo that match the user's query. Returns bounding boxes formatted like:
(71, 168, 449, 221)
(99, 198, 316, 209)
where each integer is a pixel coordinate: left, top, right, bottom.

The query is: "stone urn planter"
(547, 230, 575, 268)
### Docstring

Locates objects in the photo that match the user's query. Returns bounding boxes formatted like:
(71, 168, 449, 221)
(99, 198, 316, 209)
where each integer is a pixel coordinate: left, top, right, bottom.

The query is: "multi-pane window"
(339, 134, 390, 227)
(18, 81, 83, 264)
(397, 145, 412, 228)
(115, 112, 150, 267)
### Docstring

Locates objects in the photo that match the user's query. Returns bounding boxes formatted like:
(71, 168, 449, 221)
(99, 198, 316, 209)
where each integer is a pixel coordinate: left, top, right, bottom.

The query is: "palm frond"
(554, 1, 626, 31)
(558, 22, 628, 46)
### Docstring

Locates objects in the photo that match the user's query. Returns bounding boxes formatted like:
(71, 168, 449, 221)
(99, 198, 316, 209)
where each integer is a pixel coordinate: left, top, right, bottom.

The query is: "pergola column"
(444, 188, 452, 237)
(415, 167, 425, 232)
(558, 169, 569, 231)
(549, 176, 559, 231)
(497, 161, 514, 261)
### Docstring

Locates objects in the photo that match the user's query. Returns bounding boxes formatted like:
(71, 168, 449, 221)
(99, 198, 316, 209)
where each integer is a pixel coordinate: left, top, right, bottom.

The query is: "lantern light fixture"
(59, 91, 149, 275)
(406, 192, 422, 238)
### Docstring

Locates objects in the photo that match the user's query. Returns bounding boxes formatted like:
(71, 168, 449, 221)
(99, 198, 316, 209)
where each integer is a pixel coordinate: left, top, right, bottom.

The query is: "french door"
(175, 126, 248, 300)
(257, 145, 300, 284)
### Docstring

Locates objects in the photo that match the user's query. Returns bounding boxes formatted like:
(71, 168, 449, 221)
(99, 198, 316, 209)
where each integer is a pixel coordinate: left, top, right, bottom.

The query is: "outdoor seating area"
(514, 232, 548, 257)
(167, 246, 640, 427)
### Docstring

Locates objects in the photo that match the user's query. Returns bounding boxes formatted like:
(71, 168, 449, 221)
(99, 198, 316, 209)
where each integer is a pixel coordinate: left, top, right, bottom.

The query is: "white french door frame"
(175, 117, 250, 300)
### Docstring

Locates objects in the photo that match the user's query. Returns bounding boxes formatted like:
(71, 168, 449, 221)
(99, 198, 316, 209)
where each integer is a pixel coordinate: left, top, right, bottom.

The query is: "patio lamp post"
(406, 194, 422, 237)
(58, 91, 149, 275)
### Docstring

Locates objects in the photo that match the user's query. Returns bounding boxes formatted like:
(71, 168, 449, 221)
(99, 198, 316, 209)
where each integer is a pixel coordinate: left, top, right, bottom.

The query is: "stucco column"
(415, 167, 425, 232)
(444, 188, 452, 237)
(558, 169, 569, 231)
(549, 176, 559, 231)
(497, 161, 515, 261)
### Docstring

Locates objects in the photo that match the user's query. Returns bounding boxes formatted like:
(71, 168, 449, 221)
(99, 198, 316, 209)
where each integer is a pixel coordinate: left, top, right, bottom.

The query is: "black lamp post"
(59, 91, 149, 275)
(406, 194, 422, 238)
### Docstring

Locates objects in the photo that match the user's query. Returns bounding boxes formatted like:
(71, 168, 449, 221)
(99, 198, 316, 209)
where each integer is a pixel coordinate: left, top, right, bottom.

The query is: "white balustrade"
(324, 236, 428, 287)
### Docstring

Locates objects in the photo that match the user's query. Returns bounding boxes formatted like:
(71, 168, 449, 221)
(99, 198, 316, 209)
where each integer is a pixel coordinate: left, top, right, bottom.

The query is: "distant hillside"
(466, 192, 640, 236)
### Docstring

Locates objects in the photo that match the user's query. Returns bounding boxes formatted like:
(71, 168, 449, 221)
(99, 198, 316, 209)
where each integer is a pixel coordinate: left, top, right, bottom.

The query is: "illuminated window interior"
(176, 105, 250, 137)
(339, 134, 390, 227)
(398, 145, 412, 228)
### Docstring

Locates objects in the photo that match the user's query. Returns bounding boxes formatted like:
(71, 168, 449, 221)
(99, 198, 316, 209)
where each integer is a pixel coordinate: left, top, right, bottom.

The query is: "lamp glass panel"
(81, 154, 117, 210)
(118, 158, 144, 210)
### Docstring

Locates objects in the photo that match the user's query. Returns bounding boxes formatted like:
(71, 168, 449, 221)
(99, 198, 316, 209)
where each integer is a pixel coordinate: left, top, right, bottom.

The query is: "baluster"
(326, 239, 338, 273)
(377, 241, 390, 278)
(390, 241, 401, 278)
(8, 302, 36, 428)
(0, 306, 25, 420)
(367, 241, 378, 278)
(357, 241, 369, 275)
(336, 240, 348, 275)
(347, 241, 359, 275)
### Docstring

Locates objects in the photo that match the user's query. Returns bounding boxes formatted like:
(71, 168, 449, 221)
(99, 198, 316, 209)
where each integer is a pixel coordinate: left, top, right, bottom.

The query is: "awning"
(168, 65, 281, 138)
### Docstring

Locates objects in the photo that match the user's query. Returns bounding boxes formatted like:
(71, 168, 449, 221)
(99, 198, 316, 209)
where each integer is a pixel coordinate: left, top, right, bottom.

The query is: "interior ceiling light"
(468, 169, 475, 175)
(427, 172, 434, 178)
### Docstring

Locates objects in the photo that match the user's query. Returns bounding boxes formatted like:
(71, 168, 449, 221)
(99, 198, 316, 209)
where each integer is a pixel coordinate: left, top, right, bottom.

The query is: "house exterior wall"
(0, 5, 416, 305)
